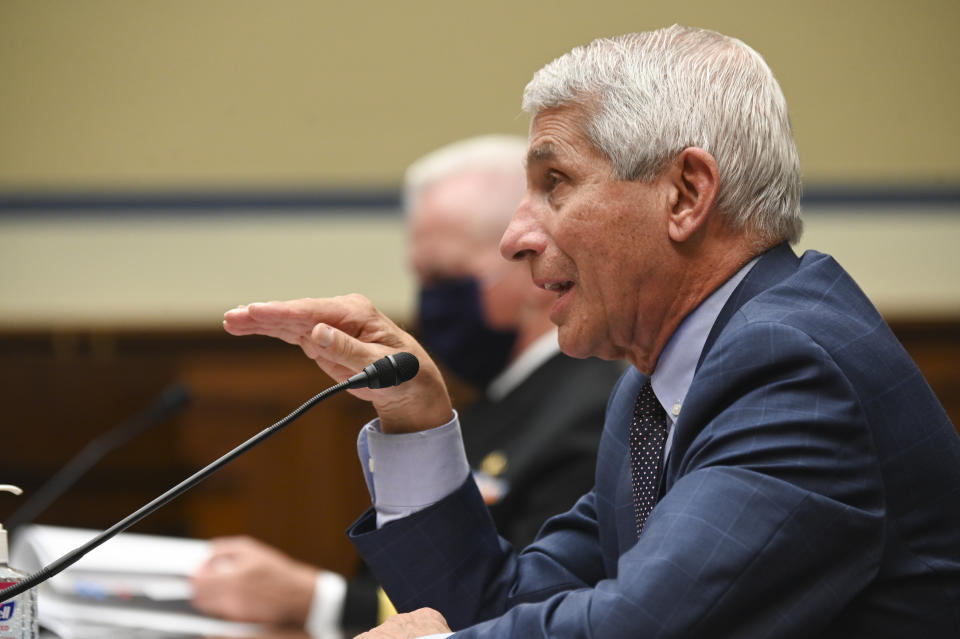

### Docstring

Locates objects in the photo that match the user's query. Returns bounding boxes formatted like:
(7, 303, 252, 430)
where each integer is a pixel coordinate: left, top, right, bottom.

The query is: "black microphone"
(345, 351, 419, 389)
(6, 384, 191, 532)
(0, 352, 419, 604)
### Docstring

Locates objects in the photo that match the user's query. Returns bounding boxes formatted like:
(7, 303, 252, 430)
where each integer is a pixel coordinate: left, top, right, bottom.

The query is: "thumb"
(308, 322, 391, 381)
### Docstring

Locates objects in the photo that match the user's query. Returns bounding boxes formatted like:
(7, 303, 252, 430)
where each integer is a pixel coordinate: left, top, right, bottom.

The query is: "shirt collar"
(486, 329, 561, 402)
(650, 257, 759, 422)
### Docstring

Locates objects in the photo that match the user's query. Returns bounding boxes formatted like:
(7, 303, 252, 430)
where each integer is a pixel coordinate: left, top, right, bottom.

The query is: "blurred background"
(1, 0, 958, 577)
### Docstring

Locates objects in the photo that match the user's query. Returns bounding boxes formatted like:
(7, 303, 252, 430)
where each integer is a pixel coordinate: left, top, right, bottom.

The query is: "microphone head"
(157, 384, 192, 413)
(389, 352, 420, 385)
(349, 352, 420, 389)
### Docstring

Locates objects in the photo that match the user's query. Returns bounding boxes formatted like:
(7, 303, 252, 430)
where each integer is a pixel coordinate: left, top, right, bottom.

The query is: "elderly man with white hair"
(225, 26, 960, 639)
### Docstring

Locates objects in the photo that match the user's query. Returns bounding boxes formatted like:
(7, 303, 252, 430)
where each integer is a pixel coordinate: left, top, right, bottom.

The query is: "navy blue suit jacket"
(349, 245, 960, 637)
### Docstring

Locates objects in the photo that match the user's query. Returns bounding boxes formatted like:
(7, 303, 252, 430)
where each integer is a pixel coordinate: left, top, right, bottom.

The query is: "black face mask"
(417, 277, 518, 389)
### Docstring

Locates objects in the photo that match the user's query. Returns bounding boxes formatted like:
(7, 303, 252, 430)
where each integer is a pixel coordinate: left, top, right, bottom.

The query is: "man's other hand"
(353, 607, 452, 639)
(191, 535, 317, 626)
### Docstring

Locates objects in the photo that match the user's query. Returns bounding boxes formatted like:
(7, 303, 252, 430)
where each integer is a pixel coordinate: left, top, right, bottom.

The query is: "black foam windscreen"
(390, 352, 419, 385)
(367, 352, 419, 388)
(371, 355, 398, 387)
(346, 352, 420, 389)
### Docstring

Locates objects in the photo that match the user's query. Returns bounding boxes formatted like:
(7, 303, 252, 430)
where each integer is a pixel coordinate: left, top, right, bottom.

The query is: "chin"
(557, 328, 604, 360)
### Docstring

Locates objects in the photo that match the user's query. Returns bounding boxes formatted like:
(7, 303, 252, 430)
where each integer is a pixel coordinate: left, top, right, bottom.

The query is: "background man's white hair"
(403, 135, 528, 236)
(522, 25, 803, 247)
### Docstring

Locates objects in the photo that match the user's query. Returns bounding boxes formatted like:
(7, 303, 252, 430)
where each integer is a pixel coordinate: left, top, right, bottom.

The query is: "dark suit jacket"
(349, 245, 960, 637)
(462, 352, 624, 548)
(341, 350, 621, 627)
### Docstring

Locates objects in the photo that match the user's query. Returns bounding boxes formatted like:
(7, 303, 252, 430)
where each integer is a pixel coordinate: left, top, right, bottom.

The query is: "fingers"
(223, 295, 453, 433)
(305, 321, 393, 379)
(192, 537, 251, 584)
(223, 296, 379, 344)
(304, 313, 454, 432)
(352, 607, 451, 639)
(223, 301, 319, 345)
(223, 296, 408, 377)
(191, 536, 317, 625)
(204, 536, 273, 563)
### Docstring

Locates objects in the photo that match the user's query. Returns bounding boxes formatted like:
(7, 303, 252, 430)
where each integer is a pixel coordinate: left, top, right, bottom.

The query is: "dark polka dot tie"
(629, 381, 667, 536)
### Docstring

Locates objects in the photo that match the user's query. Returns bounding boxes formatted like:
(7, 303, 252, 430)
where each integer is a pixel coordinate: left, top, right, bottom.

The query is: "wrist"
(379, 404, 454, 434)
(375, 377, 453, 434)
(280, 560, 321, 626)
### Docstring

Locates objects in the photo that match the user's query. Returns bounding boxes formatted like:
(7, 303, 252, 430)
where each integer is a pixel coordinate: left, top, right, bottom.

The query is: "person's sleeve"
(304, 571, 346, 637)
(339, 574, 380, 630)
(356, 412, 471, 527)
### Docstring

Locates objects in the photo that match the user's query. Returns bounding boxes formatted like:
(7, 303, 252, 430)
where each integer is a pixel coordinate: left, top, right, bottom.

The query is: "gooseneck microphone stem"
(0, 377, 353, 603)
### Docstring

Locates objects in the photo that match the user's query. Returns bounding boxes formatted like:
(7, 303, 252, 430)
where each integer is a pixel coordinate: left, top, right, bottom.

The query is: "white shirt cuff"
(356, 412, 470, 528)
(304, 570, 346, 638)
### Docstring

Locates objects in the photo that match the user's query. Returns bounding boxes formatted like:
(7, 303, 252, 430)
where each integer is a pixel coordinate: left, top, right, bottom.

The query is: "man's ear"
(667, 147, 720, 243)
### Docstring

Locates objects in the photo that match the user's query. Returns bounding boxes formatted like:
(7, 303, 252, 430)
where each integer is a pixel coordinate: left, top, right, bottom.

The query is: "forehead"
(408, 177, 494, 273)
(526, 141, 558, 166)
(409, 193, 479, 250)
(525, 107, 609, 171)
(410, 173, 508, 237)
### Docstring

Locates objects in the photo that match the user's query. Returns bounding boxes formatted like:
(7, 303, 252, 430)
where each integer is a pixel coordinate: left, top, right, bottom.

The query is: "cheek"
(569, 241, 637, 341)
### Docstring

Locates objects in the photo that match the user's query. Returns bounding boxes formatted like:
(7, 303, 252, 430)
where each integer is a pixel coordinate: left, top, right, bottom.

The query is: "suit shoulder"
(732, 250, 890, 354)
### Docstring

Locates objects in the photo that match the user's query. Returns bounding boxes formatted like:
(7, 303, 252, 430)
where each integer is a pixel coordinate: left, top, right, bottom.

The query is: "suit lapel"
(658, 243, 800, 497)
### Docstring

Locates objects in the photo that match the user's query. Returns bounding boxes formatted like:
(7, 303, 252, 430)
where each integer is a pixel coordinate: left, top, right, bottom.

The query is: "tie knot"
(635, 381, 664, 420)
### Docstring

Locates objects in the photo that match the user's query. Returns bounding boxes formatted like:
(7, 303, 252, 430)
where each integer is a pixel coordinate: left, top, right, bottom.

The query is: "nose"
(499, 195, 546, 262)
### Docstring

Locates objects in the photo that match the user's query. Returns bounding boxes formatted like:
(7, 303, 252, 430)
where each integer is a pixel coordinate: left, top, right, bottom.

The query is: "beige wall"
(1, 0, 958, 327)
(2, 0, 958, 187)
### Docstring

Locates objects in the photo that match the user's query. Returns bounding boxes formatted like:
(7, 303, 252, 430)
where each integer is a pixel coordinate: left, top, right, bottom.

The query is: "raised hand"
(223, 294, 452, 433)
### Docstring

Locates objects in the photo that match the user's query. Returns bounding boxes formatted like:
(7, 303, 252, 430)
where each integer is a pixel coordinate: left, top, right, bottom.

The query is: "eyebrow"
(525, 142, 557, 168)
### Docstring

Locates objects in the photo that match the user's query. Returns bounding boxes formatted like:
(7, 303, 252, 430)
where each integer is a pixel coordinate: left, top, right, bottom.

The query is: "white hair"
(403, 135, 528, 233)
(522, 25, 803, 246)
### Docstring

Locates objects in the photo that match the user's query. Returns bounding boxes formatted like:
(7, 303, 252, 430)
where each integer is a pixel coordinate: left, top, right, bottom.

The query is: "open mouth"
(542, 281, 574, 295)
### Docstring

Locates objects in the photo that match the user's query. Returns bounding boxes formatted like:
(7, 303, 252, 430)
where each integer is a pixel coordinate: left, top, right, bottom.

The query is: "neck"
(626, 233, 757, 374)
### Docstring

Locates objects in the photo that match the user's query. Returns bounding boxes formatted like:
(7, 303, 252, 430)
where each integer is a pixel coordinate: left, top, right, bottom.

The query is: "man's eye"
(545, 171, 563, 190)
